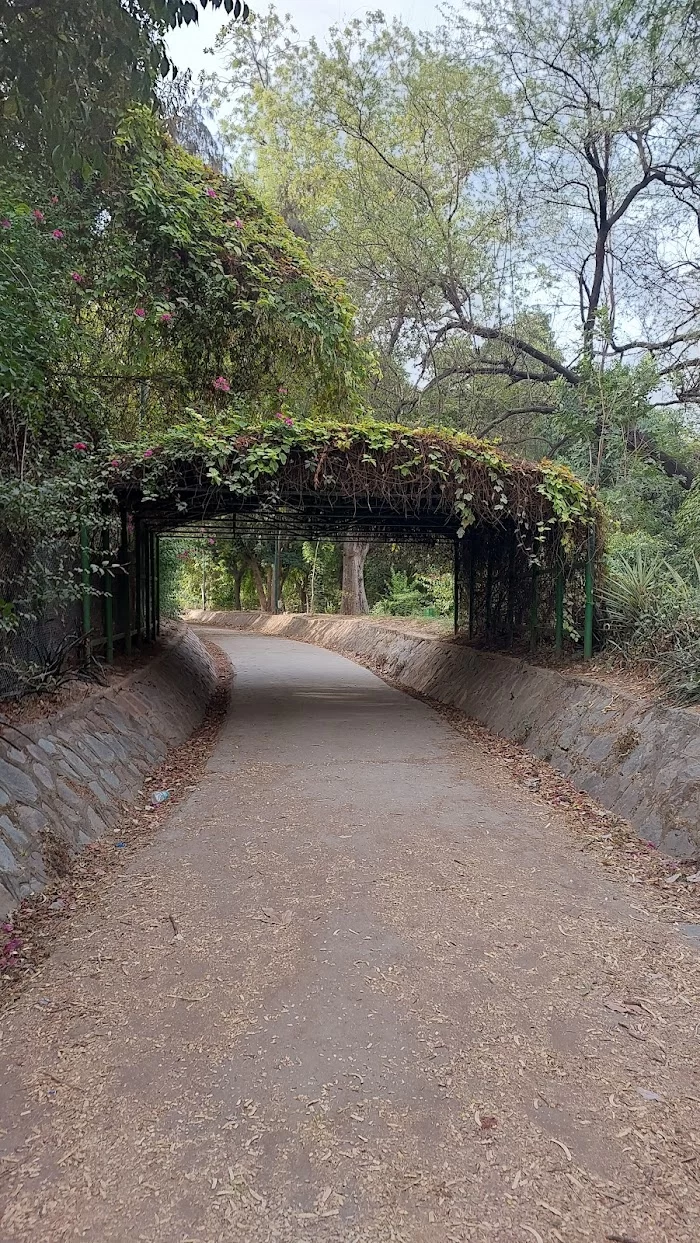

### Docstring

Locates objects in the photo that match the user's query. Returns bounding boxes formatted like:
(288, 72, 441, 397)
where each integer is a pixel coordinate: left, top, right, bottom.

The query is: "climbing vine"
(105, 410, 600, 563)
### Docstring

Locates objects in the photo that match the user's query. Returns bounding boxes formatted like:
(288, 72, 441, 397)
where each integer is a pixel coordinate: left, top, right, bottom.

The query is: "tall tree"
(212, 3, 700, 484)
(0, 0, 247, 176)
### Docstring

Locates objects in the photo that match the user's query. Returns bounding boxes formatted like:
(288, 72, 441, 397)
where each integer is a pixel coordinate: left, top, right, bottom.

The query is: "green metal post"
(484, 536, 493, 638)
(554, 566, 565, 658)
(507, 527, 516, 647)
(453, 538, 460, 636)
(529, 564, 539, 656)
(80, 521, 92, 661)
(102, 527, 114, 665)
(584, 525, 595, 661)
(468, 530, 476, 640)
(272, 531, 281, 614)
(155, 534, 161, 637)
(144, 529, 152, 641)
(120, 508, 132, 656)
(151, 531, 157, 640)
(134, 517, 143, 646)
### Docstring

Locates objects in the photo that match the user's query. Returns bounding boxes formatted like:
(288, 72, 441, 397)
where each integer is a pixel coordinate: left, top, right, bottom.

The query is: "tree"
(212, 3, 700, 487)
(340, 540, 369, 614)
(0, 0, 248, 176)
(473, 0, 700, 474)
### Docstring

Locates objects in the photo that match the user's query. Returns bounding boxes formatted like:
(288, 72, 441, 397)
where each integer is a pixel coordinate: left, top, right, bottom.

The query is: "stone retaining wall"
(190, 610, 700, 860)
(0, 626, 216, 918)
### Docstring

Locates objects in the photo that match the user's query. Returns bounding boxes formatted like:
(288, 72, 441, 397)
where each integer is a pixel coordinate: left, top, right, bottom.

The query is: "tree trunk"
(231, 567, 243, 611)
(246, 557, 269, 611)
(341, 540, 370, 615)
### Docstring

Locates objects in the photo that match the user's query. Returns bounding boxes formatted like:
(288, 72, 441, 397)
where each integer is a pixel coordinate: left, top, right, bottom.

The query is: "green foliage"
(603, 548, 669, 633)
(371, 569, 427, 617)
(0, 107, 367, 449)
(106, 411, 598, 566)
(602, 546, 700, 704)
(0, 1, 243, 179)
(675, 485, 700, 559)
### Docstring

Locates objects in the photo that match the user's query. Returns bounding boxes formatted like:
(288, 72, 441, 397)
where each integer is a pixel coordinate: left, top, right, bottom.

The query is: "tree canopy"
(0, 0, 247, 177)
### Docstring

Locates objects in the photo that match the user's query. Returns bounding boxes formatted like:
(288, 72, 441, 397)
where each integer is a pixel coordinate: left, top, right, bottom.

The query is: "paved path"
(1, 632, 698, 1243)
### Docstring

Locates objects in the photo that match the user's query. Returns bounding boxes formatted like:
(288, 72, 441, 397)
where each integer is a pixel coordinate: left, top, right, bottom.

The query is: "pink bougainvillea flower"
(159, 311, 173, 323)
(1, 219, 10, 229)
(72, 441, 88, 451)
(143, 448, 154, 458)
(213, 375, 231, 393)
(32, 209, 44, 222)
(134, 306, 146, 319)
(110, 458, 120, 468)
(205, 187, 218, 198)
(51, 229, 64, 239)
(70, 271, 84, 284)
(278, 386, 288, 395)
(208, 537, 216, 545)
(284, 417, 294, 426)
(233, 217, 244, 229)
(50, 195, 59, 205)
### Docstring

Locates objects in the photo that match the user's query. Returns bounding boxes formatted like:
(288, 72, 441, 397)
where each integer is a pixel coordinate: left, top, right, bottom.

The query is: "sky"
(166, 1, 442, 80)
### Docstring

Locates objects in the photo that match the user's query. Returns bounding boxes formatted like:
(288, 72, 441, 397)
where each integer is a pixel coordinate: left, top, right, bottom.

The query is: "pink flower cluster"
(205, 188, 218, 199)
(71, 271, 84, 284)
(213, 376, 231, 393)
(1, 219, 10, 230)
(134, 307, 146, 319)
(51, 229, 64, 240)
(73, 441, 88, 451)
(159, 311, 173, 324)
(275, 412, 294, 427)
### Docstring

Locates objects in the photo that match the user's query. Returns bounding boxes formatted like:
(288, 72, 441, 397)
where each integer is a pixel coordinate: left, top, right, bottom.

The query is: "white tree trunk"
(341, 540, 369, 614)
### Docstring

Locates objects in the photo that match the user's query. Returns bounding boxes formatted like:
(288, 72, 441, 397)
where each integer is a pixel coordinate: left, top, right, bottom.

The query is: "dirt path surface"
(1, 631, 698, 1243)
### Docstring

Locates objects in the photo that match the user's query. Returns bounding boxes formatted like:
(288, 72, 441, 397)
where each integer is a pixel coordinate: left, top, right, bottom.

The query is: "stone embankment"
(190, 610, 700, 859)
(0, 626, 216, 917)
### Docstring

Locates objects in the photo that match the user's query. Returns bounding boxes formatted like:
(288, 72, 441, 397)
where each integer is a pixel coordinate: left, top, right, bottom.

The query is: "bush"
(602, 545, 700, 704)
(371, 568, 427, 616)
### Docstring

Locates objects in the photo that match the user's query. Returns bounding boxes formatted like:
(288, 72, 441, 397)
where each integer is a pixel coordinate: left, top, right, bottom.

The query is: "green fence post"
(484, 535, 493, 638)
(80, 521, 91, 662)
(453, 537, 460, 636)
(144, 529, 152, 641)
(507, 527, 516, 647)
(529, 563, 539, 656)
(150, 531, 157, 640)
(468, 530, 476, 640)
(155, 534, 161, 637)
(272, 531, 281, 614)
(102, 527, 114, 665)
(134, 517, 143, 646)
(584, 525, 595, 661)
(554, 565, 564, 657)
(120, 508, 132, 656)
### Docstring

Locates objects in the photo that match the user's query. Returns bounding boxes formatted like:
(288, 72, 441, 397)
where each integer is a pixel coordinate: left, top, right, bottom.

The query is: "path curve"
(0, 631, 698, 1242)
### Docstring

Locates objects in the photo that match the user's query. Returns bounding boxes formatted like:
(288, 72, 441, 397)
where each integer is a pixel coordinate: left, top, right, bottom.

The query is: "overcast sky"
(166, 1, 442, 80)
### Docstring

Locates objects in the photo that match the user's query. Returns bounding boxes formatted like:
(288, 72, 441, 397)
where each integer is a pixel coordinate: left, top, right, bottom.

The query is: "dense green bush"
(602, 546, 700, 704)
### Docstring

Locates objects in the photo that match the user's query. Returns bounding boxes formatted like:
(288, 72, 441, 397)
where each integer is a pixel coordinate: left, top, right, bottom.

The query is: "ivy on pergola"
(90, 414, 600, 659)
